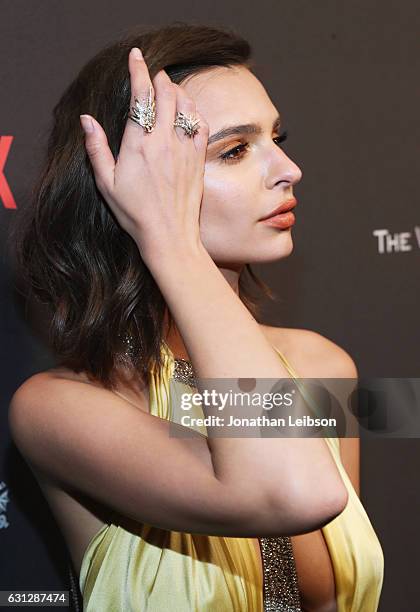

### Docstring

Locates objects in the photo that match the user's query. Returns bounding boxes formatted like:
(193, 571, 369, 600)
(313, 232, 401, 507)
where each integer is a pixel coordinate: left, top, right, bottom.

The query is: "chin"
(255, 229, 294, 263)
(210, 231, 294, 266)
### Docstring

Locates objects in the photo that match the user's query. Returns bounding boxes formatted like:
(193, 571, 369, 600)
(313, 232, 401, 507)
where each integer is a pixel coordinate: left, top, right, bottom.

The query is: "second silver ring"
(173, 111, 201, 138)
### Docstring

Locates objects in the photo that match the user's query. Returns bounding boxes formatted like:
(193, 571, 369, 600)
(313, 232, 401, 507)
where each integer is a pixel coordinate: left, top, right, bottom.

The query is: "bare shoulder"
(260, 324, 358, 379)
(8, 369, 101, 460)
(10, 369, 74, 416)
(10, 367, 101, 416)
(8, 366, 146, 474)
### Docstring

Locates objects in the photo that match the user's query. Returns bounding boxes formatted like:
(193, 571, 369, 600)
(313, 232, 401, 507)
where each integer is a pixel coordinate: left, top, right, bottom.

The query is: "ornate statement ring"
(128, 85, 156, 133)
(173, 111, 200, 138)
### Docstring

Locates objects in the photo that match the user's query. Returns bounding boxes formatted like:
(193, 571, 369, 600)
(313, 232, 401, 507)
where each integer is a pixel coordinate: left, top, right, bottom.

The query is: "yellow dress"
(79, 343, 384, 611)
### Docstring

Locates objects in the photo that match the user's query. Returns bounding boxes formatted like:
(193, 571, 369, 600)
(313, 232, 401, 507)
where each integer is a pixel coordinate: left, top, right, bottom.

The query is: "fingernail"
(131, 47, 143, 60)
(80, 114, 94, 133)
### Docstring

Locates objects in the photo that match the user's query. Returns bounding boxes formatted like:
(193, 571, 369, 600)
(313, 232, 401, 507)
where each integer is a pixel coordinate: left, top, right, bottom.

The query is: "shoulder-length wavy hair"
(11, 21, 277, 390)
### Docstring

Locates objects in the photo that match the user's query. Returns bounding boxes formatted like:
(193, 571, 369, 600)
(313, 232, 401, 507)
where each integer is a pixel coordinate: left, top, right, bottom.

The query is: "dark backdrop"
(1, 1, 419, 610)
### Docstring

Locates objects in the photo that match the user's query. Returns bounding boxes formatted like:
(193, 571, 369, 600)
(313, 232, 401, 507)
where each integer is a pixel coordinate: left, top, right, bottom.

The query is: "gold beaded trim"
(259, 536, 302, 611)
(173, 358, 197, 387)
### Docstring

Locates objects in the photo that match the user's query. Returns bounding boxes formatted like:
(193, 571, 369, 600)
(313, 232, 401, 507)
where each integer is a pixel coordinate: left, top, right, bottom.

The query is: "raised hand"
(79, 47, 209, 263)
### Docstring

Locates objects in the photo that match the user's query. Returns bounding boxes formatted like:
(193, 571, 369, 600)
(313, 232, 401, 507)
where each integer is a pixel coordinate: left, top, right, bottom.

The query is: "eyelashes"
(220, 130, 289, 164)
(273, 130, 288, 148)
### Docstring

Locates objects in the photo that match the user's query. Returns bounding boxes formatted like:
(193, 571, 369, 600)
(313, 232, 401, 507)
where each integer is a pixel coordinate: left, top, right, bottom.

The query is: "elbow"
(202, 477, 349, 538)
(266, 476, 349, 536)
(317, 480, 349, 526)
(294, 478, 349, 533)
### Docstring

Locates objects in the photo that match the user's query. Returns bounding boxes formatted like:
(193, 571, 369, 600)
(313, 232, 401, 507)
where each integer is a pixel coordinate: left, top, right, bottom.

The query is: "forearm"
(143, 242, 348, 525)
(145, 242, 287, 378)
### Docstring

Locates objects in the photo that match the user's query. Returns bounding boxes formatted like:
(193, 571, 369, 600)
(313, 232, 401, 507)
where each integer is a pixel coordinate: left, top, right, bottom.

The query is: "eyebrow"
(207, 114, 282, 145)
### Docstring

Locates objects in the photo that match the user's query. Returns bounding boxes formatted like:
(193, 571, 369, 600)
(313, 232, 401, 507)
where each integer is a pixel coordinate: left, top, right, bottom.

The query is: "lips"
(259, 197, 297, 221)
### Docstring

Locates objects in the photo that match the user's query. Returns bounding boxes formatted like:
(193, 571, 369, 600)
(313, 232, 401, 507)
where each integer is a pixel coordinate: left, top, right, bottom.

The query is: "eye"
(273, 130, 288, 147)
(220, 142, 250, 164)
(219, 130, 289, 164)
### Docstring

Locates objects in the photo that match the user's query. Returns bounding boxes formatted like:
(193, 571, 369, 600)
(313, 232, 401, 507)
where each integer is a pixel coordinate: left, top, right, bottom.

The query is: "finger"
(191, 110, 209, 160)
(80, 114, 116, 194)
(173, 84, 198, 143)
(120, 47, 156, 152)
(152, 69, 177, 136)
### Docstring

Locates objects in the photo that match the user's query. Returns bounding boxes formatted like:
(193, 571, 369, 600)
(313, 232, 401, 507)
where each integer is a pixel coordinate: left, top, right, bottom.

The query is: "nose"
(265, 145, 303, 190)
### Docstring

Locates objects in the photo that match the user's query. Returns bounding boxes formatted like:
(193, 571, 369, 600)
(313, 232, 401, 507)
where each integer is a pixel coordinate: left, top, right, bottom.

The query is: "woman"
(8, 22, 383, 612)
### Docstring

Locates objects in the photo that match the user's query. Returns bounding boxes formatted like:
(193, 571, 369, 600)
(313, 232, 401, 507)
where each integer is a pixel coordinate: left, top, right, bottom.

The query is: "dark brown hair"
(11, 21, 276, 390)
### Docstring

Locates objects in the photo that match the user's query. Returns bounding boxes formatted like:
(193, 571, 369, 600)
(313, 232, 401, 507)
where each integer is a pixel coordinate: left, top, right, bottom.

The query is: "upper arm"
(8, 375, 237, 535)
(8, 373, 343, 538)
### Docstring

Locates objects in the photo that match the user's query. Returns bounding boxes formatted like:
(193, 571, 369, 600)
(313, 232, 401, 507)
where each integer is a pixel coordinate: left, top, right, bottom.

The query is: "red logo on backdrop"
(0, 136, 17, 209)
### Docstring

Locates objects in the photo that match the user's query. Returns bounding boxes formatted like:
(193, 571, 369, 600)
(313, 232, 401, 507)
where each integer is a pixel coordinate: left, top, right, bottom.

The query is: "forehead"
(180, 65, 277, 132)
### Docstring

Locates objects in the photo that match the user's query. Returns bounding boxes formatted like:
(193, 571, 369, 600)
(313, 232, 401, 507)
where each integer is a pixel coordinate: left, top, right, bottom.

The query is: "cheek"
(198, 168, 258, 258)
(200, 167, 255, 227)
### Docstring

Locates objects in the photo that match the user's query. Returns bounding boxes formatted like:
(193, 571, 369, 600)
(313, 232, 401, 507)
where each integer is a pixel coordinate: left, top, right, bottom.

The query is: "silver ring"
(173, 111, 200, 138)
(128, 85, 156, 133)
